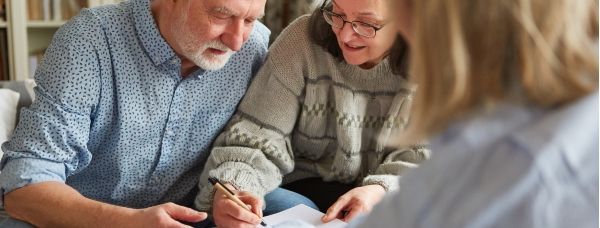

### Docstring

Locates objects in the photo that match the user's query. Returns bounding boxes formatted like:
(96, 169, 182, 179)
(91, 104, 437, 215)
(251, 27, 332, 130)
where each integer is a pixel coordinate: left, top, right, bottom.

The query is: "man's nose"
(221, 20, 245, 51)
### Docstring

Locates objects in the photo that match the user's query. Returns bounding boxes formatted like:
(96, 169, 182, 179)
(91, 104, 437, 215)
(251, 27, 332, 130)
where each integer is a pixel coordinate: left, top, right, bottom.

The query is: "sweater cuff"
(194, 161, 269, 213)
(361, 174, 400, 192)
(210, 161, 269, 196)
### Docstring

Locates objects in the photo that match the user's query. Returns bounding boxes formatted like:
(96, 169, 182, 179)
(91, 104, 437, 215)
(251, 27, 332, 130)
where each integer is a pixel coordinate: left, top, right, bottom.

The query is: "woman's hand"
(212, 184, 263, 228)
(321, 185, 386, 223)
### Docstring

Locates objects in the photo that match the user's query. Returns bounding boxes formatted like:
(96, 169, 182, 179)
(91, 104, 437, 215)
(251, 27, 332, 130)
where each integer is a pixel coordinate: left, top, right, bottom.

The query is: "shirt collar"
(132, 0, 177, 66)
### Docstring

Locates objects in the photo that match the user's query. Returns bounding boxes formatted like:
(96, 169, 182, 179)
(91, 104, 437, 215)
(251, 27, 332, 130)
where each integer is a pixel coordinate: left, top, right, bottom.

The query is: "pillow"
(0, 88, 20, 158)
(23, 79, 36, 102)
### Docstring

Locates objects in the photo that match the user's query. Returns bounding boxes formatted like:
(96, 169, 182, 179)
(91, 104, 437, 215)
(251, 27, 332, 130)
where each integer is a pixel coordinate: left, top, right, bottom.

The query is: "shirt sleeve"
(0, 9, 101, 205)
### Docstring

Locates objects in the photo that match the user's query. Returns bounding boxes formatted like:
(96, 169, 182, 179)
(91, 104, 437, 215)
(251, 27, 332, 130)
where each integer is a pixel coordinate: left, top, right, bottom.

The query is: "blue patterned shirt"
(0, 0, 269, 208)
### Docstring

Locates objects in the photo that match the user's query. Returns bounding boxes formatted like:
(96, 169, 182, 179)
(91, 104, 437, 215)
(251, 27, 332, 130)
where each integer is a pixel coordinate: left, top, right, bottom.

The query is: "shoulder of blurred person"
(349, 90, 599, 228)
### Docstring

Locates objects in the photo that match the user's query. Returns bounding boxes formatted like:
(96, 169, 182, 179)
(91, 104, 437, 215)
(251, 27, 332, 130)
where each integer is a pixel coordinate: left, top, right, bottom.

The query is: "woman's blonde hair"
(404, 0, 599, 141)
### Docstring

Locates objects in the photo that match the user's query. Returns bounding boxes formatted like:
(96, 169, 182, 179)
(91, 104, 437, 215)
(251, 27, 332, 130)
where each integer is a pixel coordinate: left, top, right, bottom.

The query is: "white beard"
(186, 40, 235, 71)
(172, 17, 235, 71)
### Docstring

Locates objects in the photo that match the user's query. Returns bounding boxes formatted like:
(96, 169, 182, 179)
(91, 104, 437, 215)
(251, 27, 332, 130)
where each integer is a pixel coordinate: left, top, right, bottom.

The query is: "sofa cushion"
(0, 80, 35, 113)
(0, 89, 19, 158)
(0, 80, 36, 155)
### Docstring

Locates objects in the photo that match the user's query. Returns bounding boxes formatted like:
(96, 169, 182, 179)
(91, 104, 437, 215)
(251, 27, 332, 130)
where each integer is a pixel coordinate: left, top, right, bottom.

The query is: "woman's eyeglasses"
(320, 0, 385, 38)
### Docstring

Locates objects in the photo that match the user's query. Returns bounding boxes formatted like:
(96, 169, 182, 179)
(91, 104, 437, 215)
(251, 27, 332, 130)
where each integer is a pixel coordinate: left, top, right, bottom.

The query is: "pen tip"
(261, 221, 267, 226)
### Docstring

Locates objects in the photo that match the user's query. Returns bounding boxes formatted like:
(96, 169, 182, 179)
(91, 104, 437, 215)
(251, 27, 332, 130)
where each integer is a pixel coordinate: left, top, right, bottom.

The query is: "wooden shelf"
(27, 21, 66, 28)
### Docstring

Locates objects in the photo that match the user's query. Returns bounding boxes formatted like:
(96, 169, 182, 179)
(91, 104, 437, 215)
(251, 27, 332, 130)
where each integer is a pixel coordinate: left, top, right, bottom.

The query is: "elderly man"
(0, 0, 269, 227)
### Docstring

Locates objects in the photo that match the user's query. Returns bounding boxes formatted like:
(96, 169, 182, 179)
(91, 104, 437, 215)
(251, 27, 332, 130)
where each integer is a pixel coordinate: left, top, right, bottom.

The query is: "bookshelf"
(2, 0, 123, 81)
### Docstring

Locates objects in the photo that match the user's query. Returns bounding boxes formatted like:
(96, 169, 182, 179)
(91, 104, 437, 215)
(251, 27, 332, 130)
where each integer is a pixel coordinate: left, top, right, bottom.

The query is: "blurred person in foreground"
(349, 0, 599, 227)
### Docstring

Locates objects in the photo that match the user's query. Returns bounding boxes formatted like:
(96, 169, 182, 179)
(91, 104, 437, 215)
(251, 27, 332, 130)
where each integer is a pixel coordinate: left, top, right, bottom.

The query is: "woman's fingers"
(341, 206, 363, 222)
(238, 193, 264, 218)
(322, 196, 351, 222)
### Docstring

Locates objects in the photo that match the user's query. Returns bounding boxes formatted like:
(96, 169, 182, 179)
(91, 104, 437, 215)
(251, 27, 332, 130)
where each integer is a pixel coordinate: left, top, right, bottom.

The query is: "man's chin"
(196, 59, 229, 71)
(190, 51, 234, 70)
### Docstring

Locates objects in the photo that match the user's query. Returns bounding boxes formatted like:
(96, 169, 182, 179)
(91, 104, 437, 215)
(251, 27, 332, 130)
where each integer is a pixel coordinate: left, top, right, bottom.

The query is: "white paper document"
(260, 204, 347, 228)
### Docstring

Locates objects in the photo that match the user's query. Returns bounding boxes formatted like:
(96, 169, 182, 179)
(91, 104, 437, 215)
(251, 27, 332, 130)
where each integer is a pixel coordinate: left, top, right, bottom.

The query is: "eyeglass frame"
(319, 0, 386, 38)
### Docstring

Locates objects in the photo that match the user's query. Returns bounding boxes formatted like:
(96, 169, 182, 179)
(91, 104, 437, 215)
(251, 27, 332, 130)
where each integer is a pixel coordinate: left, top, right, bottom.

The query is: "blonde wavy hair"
(403, 0, 599, 141)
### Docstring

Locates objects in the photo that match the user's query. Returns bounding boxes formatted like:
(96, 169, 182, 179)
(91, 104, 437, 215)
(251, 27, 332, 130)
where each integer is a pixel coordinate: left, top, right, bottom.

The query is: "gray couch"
(0, 80, 36, 125)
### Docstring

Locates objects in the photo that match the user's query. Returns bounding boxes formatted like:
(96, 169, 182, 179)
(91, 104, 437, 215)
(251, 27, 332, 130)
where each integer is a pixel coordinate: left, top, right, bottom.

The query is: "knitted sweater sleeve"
(362, 90, 431, 191)
(194, 17, 309, 212)
(362, 144, 431, 191)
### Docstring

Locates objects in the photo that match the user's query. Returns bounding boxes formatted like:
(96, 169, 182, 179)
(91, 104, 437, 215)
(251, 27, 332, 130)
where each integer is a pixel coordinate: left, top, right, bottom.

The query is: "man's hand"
(321, 185, 386, 223)
(212, 184, 263, 228)
(3, 182, 207, 228)
(131, 202, 207, 228)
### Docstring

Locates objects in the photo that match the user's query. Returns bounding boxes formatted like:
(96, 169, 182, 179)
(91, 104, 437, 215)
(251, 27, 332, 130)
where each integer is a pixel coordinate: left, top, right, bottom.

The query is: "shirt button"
(171, 59, 178, 64)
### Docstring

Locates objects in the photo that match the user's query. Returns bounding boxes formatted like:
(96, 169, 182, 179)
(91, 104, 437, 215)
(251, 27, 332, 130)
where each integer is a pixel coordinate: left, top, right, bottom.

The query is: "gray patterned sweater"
(195, 15, 430, 211)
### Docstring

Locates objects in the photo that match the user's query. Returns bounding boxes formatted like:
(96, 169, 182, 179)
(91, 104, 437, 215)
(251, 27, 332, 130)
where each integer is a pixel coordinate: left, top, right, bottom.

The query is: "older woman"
(194, 0, 429, 227)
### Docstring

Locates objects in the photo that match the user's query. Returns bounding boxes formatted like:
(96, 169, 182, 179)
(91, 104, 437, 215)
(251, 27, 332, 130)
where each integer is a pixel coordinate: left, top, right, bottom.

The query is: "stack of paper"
(261, 204, 347, 228)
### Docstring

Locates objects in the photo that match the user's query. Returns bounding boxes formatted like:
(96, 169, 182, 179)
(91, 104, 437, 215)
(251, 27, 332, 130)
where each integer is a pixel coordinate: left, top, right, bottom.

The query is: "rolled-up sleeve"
(0, 9, 101, 206)
(0, 158, 66, 195)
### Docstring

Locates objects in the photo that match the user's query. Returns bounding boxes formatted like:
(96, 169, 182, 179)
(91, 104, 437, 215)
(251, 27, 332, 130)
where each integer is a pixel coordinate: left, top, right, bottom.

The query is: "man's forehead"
(204, 0, 266, 18)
